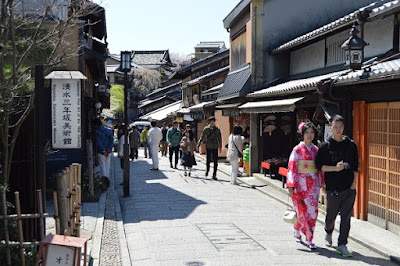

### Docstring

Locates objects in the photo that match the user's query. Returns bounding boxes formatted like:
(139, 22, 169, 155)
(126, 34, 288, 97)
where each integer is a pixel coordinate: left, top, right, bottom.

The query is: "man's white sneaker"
(325, 233, 332, 247)
(336, 245, 352, 257)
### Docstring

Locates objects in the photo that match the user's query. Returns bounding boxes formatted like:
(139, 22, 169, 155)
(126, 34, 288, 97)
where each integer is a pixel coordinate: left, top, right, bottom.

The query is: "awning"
(183, 114, 194, 121)
(189, 101, 212, 112)
(216, 103, 242, 117)
(239, 97, 304, 114)
(177, 108, 190, 115)
(139, 101, 181, 121)
(217, 64, 251, 101)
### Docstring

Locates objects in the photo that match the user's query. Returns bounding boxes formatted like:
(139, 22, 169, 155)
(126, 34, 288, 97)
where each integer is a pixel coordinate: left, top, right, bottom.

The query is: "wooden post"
(53, 191, 60, 235)
(14, 192, 26, 266)
(67, 167, 72, 195)
(87, 139, 95, 197)
(359, 101, 368, 220)
(76, 185, 81, 237)
(2, 190, 11, 266)
(69, 193, 74, 235)
(34, 65, 47, 218)
(37, 190, 45, 241)
(56, 172, 69, 234)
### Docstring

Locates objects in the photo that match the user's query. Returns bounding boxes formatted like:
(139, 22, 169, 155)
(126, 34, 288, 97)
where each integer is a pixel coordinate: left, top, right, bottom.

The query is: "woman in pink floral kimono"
(287, 122, 324, 249)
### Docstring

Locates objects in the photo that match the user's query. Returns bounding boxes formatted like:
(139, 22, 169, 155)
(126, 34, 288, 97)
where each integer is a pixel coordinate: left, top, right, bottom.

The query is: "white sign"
(324, 124, 333, 141)
(46, 244, 75, 266)
(51, 79, 81, 149)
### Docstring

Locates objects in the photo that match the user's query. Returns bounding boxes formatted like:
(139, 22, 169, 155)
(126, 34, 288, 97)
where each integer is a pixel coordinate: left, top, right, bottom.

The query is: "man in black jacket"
(315, 114, 358, 257)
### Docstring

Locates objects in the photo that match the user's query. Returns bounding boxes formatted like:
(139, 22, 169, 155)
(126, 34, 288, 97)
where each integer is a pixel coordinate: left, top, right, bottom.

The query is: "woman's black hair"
(301, 122, 317, 140)
(233, 125, 243, 136)
(118, 124, 125, 139)
(184, 129, 194, 141)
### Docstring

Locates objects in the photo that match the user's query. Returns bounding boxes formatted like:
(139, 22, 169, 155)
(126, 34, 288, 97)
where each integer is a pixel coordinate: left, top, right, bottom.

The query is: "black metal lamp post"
(341, 23, 368, 70)
(120, 51, 131, 196)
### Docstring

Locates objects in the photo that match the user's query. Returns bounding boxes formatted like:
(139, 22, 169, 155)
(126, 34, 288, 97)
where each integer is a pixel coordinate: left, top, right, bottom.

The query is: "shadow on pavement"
(296, 243, 396, 265)
(118, 159, 207, 223)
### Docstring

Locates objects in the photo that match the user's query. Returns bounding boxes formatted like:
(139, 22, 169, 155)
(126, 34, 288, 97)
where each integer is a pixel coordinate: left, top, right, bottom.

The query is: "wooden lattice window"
(367, 102, 400, 232)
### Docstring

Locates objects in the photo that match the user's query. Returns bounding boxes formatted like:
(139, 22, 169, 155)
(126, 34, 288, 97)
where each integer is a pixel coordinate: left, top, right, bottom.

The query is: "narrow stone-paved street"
(106, 151, 396, 266)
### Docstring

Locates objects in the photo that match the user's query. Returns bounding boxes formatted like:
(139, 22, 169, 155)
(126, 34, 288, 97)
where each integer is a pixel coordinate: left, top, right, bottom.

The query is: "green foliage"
(110, 84, 124, 115)
(81, 170, 108, 202)
(0, 245, 38, 266)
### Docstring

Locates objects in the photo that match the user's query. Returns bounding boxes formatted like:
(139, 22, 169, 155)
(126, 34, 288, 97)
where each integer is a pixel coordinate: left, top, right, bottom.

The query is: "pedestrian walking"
(141, 125, 150, 158)
(129, 125, 140, 160)
(160, 123, 168, 156)
(198, 116, 222, 180)
(167, 120, 181, 169)
(148, 121, 163, 170)
(315, 114, 358, 257)
(180, 129, 197, 176)
(226, 125, 245, 185)
(185, 124, 197, 166)
(287, 122, 324, 250)
(93, 118, 113, 185)
(117, 124, 129, 169)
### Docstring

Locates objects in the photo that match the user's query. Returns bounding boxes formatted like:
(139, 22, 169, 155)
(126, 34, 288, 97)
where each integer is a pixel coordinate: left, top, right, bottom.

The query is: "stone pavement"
(101, 149, 398, 265)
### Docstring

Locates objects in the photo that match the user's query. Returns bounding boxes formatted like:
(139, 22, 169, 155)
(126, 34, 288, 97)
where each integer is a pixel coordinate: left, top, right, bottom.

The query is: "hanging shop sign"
(46, 71, 87, 149)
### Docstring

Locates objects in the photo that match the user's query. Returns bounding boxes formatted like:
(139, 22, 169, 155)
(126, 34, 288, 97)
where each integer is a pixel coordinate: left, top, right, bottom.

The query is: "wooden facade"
(353, 101, 400, 233)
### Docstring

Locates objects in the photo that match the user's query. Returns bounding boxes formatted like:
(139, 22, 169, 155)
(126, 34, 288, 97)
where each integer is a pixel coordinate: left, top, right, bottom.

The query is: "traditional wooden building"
(226, 0, 400, 233)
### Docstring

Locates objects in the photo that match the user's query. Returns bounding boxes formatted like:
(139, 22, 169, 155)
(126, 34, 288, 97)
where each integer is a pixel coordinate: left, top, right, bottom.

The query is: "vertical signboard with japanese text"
(51, 79, 82, 149)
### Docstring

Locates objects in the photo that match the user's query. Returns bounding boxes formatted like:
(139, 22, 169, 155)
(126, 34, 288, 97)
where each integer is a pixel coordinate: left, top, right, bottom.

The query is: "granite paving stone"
(111, 150, 396, 265)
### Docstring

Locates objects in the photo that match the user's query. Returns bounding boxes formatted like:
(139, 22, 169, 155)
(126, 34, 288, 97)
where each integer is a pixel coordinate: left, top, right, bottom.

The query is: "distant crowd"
(93, 117, 250, 184)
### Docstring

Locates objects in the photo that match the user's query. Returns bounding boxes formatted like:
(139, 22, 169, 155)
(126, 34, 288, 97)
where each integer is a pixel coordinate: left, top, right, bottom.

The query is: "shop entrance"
(367, 102, 400, 233)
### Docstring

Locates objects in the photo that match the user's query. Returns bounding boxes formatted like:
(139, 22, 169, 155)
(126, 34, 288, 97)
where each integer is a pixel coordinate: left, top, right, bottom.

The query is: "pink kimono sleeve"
(286, 148, 299, 188)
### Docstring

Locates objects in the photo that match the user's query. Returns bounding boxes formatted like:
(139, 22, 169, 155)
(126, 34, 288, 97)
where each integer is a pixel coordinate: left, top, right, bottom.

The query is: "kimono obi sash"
(297, 160, 318, 174)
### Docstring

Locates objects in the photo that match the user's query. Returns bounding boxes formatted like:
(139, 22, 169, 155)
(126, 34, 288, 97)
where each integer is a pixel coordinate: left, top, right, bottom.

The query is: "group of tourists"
(287, 114, 358, 257)
(94, 114, 358, 256)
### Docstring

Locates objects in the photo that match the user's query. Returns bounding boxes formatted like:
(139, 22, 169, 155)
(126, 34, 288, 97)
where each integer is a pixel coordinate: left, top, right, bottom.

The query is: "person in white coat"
(226, 125, 245, 185)
(147, 121, 163, 170)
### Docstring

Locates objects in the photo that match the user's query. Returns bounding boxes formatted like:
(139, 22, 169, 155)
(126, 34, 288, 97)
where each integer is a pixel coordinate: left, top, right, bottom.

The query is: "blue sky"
(97, 0, 240, 56)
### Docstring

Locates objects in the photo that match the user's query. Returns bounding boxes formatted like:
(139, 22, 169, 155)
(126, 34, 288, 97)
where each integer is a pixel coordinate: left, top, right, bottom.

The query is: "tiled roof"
(132, 50, 168, 65)
(249, 70, 346, 98)
(195, 41, 226, 49)
(187, 66, 230, 86)
(146, 81, 182, 98)
(175, 49, 229, 74)
(217, 64, 251, 101)
(106, 64, 120, 73)
(202, 83, 224, 96)
(272, 0, 400, 53)
(335, 58, 400, 84)
(45, 71, 87, 80)
(138, 95, 174, 109)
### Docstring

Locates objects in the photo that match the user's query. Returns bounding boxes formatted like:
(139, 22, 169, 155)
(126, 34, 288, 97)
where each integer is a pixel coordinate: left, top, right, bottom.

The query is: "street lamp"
(120, 51, 131, 196)
(341, 23, 368, 70)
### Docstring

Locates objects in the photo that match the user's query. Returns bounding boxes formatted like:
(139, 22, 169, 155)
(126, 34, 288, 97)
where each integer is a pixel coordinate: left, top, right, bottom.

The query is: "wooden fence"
(0, 163, 82, 266)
